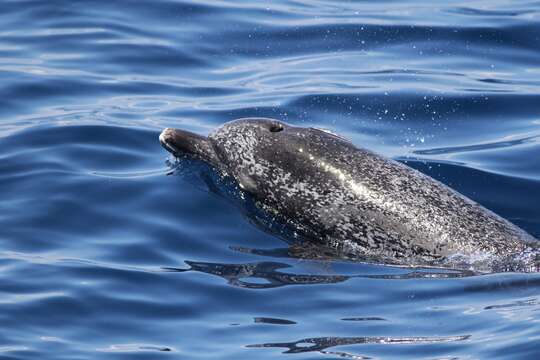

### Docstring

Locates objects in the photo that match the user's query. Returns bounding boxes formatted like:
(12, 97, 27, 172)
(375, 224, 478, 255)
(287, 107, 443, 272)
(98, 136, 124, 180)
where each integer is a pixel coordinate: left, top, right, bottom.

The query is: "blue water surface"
(1, 1, 540, 359)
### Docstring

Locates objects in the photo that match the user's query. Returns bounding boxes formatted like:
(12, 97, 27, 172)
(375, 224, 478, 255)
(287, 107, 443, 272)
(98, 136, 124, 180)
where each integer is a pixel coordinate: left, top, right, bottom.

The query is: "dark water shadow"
(446, 7, 532, 17)
(254, 317, 297, 325)
(412, 134, 540, 155)
(484, 298, 538, 310)
(247, 334, 471, 356)
(341, 317, 387, 321)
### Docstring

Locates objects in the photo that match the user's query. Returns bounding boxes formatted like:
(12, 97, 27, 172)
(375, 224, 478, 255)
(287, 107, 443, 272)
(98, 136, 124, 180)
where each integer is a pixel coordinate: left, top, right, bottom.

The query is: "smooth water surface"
(1, 1, 540, 359)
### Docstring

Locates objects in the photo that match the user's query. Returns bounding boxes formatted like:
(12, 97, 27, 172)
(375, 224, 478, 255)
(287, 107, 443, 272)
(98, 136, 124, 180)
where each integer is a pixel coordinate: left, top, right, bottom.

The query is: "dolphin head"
(160, 118, 351, 195)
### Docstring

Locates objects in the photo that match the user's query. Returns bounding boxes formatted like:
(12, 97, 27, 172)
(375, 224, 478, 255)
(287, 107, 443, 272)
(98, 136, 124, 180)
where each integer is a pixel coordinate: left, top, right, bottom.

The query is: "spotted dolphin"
(159, 118, 539, 272)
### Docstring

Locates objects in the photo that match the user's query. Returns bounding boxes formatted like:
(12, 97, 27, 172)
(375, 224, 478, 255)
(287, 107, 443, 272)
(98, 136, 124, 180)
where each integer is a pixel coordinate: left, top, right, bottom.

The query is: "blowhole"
(269, 123, 284, 133)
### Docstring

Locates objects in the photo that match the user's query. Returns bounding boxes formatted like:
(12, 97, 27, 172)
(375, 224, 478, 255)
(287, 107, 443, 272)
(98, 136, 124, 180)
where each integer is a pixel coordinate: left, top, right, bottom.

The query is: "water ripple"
(0, 1, 539, 359)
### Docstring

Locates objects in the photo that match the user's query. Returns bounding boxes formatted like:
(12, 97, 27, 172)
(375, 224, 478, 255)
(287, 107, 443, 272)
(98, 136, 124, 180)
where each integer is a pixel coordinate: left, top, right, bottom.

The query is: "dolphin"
(159, 118, 539, 272)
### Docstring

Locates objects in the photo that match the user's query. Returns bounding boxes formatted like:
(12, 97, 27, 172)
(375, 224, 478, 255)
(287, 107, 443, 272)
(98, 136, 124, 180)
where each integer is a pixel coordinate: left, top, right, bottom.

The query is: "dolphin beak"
(159, 128, 220, 165)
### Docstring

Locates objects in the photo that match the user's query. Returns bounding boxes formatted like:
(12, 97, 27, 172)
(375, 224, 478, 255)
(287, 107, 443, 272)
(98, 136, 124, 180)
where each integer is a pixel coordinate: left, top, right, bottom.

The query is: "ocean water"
(1, 0, 540, 359)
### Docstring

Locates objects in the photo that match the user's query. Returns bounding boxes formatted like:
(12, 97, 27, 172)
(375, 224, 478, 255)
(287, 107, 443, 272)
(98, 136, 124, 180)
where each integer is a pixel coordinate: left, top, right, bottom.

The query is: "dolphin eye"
(269, 123, 284, 133)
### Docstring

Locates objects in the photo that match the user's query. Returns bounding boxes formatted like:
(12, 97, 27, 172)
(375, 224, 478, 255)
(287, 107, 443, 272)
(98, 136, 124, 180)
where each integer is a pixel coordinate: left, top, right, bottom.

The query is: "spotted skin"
(160, 118, 539, 272)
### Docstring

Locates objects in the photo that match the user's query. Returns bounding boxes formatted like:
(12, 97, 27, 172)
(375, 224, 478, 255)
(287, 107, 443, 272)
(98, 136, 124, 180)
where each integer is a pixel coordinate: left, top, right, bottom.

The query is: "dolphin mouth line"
(159, 127, 220, 166)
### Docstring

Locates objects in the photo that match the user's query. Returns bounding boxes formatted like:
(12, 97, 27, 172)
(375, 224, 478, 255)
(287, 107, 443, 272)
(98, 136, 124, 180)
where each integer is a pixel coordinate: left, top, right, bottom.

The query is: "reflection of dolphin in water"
(164, 260, 473, 289)
(247, 334, 471, 356)
(160, 118, 539, 272)
(163, 261, 349, 289)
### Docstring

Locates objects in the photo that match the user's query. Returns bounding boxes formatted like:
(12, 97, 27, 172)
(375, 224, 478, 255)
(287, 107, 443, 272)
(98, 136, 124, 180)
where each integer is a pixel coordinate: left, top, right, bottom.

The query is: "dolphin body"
(160, 118, 539, 272)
